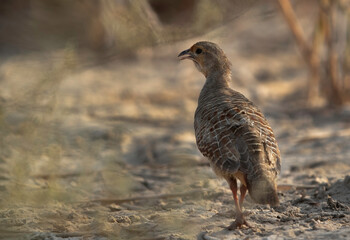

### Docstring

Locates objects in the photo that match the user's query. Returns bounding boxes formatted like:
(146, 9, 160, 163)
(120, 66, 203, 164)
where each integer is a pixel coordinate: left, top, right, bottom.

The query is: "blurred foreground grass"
(0, 45, 132, 210)
(0, 40, 218, 237)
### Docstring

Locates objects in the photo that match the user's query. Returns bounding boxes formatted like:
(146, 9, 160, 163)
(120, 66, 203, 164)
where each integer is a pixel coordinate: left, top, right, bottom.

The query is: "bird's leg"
(227, 179, 250, 230)
(239, 184, 247, 207)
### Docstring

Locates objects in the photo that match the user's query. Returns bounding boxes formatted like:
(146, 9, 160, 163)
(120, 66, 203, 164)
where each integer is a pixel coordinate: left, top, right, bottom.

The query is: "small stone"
(314, 185, 327, 199)
(107, 216, 117, 223)
(311, 177, 328, 184)
(67, 213, 75, 220)
(108, 204, 122, 212)
(344, 175, 350, 188)
(115, 215, 132, 224)
(129, 215, 141, 223)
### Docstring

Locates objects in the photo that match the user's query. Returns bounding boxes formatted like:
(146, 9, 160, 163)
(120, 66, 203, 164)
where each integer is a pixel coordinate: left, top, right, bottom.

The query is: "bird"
(178, 41, 281, 229)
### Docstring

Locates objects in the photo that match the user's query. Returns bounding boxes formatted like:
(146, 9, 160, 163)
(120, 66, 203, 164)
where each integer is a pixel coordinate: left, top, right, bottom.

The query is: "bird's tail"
(247, 175, 279, 206)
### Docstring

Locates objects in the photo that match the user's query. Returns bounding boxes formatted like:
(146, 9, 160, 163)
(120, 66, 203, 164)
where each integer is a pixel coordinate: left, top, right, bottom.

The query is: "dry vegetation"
(0, 1, 349, 240)
(278, 0, 350, 106)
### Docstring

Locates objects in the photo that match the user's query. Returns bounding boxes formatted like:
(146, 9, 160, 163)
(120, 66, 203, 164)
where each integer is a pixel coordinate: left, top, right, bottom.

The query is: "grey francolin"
(178, 41, 281, 229)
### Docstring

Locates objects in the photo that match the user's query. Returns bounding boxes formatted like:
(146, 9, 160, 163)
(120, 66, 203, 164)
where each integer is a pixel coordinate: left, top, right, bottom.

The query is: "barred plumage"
(195, 88, 281, 180)
(179, 41, 281, 229)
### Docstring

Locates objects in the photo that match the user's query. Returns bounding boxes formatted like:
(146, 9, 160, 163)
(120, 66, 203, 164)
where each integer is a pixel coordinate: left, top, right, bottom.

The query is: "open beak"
(178, 49, 193, 61)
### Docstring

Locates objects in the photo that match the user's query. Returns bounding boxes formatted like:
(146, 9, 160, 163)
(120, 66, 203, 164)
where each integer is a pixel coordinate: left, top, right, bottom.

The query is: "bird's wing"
(195, 107, 241, 174)
(228, 92, 281, 178)
(195, 94, 281, 178)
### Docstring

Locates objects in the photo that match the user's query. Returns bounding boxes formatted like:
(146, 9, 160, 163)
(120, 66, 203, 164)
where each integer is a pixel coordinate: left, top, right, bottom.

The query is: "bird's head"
(178, 41, 231, 78)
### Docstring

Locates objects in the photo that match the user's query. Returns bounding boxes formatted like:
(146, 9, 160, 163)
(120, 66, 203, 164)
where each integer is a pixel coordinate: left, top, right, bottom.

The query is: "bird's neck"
(198, 69, 231, 107)
(204, 68, 231, 89)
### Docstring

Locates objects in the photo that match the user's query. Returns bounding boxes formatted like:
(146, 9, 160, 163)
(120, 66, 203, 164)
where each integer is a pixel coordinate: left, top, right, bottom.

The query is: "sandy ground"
(0, 6, 350, 240)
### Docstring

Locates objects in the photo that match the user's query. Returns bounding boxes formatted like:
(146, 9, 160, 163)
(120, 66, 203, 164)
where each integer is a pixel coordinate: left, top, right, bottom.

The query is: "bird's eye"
(195, 48, 202, 54)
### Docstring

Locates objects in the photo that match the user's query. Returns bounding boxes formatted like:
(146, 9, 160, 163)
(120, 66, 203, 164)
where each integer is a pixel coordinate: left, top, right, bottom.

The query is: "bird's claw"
(227, 217, 250, 230)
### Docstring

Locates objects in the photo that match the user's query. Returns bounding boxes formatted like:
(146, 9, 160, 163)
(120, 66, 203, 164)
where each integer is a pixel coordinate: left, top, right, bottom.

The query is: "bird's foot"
(227, 216, 250, 230)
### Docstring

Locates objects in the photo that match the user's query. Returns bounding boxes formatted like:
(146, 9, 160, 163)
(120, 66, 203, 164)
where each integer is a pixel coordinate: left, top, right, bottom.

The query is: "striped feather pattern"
(194, 86, 281, 183)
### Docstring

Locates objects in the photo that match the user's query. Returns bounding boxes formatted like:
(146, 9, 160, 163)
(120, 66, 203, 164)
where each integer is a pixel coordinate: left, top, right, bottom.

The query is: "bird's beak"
(178, 49, 193, 61)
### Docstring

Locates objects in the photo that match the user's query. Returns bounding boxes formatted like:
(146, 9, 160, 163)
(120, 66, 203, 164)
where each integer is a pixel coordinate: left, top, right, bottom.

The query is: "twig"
(86, 185, 318, 206)
(86, 189, 208, 205)
(323, 0, 344, 105)
(277, 184, 317, 192)
(32, 171, 96, 180)
(308, 6, 325, 103)
(278, 0, 348, 106)
(101, 115, 183, 128)
(277, 0, 321, 105)
(277, 0, 312, 62)
(0, 230, 107, 238)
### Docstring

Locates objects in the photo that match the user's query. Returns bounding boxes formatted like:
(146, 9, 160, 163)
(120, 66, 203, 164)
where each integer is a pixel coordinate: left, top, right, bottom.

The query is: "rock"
(344, 175, 350, 189)
(108, 204, 123, 212)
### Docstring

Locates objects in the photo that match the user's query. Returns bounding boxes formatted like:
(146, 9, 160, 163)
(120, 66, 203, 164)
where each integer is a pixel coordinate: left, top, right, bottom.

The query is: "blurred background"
(0, 0, 349, 239)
